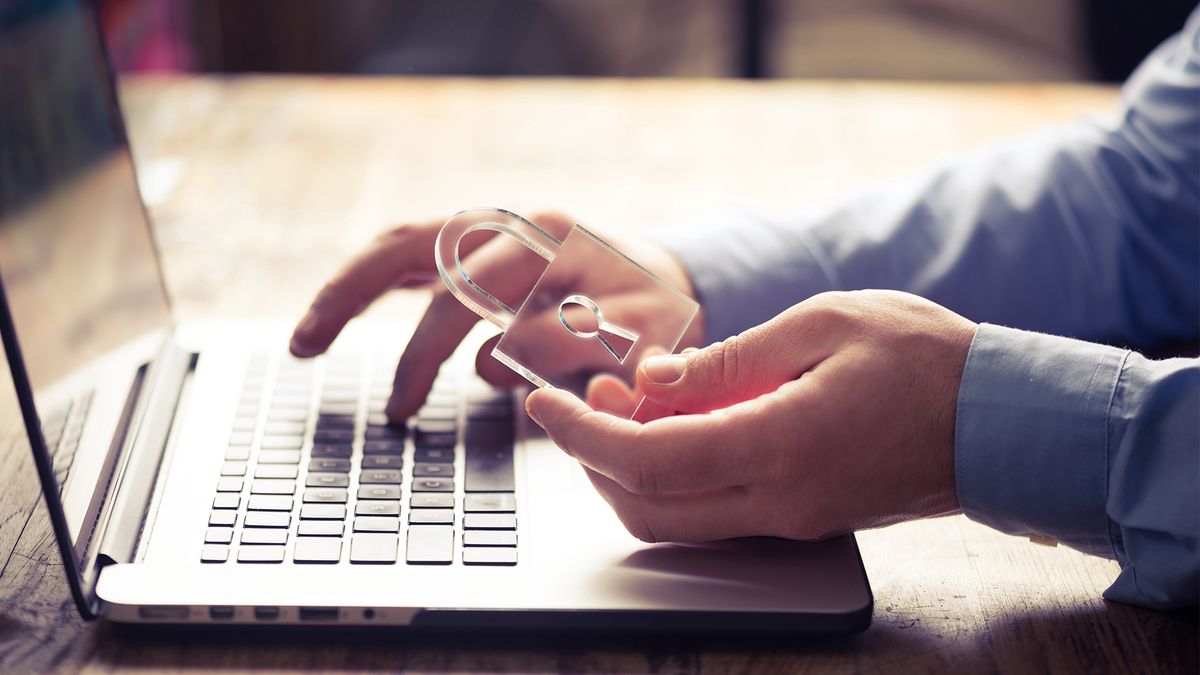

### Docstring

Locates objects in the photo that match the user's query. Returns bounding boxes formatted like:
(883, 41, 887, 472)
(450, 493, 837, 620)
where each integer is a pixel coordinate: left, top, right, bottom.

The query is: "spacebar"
(464, 444, 514, 492)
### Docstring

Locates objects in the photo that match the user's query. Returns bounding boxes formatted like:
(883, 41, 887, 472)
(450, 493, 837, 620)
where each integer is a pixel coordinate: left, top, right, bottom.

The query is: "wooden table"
(0, 77, 1195, 673)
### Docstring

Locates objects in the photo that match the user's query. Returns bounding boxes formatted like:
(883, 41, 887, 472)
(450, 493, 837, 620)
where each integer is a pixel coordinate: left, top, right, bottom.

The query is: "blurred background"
(100, 0, 1195, 83)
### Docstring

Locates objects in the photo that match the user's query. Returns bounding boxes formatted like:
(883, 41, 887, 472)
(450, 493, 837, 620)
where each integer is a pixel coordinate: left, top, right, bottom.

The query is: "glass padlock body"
(435, 208, 698, 406)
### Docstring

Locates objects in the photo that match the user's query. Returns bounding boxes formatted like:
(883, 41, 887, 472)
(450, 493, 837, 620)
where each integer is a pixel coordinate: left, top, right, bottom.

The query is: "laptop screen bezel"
(0, 0, 178, 620)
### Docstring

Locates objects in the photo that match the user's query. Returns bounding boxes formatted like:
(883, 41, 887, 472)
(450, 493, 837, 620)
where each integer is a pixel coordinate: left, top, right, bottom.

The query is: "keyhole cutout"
(558, 294, 640, 363)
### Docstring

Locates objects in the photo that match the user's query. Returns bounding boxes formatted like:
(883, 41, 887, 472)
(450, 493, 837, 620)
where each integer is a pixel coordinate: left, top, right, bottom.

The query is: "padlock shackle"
(434, 208, 562, 330)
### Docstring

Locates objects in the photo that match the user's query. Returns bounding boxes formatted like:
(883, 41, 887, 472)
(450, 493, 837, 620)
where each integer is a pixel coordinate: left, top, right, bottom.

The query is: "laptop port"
(299, 606, 339, 622)
(138, 605, 189, 620)
(254, 606, 280, 621)
(209, 606, 235, 621)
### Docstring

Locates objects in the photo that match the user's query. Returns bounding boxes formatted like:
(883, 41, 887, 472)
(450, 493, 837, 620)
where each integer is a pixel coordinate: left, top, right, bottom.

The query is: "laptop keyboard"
(201, 354, 518, 566)
(40, 391, 94, 493)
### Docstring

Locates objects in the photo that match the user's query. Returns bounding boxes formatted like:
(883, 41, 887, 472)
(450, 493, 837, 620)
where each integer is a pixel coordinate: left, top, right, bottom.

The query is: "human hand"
(289, 211, 704, 421)
(526, 290, 976, 542)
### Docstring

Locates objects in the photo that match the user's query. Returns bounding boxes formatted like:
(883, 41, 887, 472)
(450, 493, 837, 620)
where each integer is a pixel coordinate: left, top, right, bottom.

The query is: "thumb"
(635, 314, 831, 413)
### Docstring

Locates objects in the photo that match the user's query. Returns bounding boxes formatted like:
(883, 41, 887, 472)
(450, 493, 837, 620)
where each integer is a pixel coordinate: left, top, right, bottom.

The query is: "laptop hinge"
(89, 340, 194, 574)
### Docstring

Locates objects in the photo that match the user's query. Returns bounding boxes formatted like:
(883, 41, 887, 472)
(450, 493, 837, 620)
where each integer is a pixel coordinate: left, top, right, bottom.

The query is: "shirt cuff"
(649, 210, 840, 341)
(955, 323, 1129, 557)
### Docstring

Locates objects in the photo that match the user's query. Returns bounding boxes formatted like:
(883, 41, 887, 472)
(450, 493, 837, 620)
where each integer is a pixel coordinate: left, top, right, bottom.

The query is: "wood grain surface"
(0, 76, 1194, 673)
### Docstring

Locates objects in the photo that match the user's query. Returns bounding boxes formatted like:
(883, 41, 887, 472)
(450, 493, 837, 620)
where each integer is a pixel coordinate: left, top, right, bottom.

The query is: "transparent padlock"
(434, 208, 698, 416)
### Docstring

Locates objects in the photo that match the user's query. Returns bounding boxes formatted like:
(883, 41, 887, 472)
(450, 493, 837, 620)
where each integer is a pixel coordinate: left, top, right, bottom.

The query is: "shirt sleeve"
(956, 324, 1199, 609)
(654, 11, 1200, 609)
(659, 10, 1200, 351)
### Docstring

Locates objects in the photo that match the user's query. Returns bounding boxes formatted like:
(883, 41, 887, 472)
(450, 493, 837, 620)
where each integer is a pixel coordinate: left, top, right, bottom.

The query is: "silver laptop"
(0, 0, 872, 632)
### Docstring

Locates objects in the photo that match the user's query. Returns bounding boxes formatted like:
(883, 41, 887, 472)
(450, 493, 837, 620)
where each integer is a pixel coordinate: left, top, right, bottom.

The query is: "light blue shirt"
(660, 10, 1200, 609)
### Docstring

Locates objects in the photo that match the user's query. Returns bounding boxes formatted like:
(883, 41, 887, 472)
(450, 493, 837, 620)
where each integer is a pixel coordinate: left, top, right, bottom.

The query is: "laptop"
(0, 0, 872, 632)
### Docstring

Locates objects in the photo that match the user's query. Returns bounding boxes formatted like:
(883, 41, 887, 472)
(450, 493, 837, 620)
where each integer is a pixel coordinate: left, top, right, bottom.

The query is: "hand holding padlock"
(435, 208, 700, 409)
(290, 210, 703, 422)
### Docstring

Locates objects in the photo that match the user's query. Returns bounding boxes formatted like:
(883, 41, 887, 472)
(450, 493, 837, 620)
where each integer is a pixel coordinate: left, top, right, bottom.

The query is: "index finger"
(525, 388, 755, 495)
(290, 219, 496, 357)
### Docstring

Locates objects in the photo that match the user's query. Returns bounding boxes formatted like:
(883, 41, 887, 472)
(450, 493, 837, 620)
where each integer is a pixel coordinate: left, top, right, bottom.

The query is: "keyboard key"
(463, 513, 517, 530)
(201, 545, 229, 563)
(320, 390, 358, 404)
(354, 516, 401, 533)
(229, 431, 254, 446)
(466, 419, 514, 446)
(319, 403, 357, 416)
(411, 493, 454, 509)
(413, 463, 455, 477)
(231, 417, 257, 432)
(261, 435, 303, 449)
(304, 487, 348, 503)
(417, 405, 457, 421)
(355, 500, 400, 516)
(463, 530, 517, 547)
(216, 477, 244, 492)
(412, 477, 454, 492)
(294, 537, 342, 563)
(205, 527, 234, 544)
(271, 396, 310, 410)
(311, 444, 352, 458)
(255, 464, 299, 479)
(405, 525, 453, 564)
(244, 512, 291, 528)
(351, 534, 398, 564)
(265, 421, 306, 435)
(247, 495, 293, 511)
(413, 432, 455, 448)
(251, 479, 296, 495)
(314, 430, 355, 444)
(241, 529, 288, 545)
(225, 446, 251, 461)
(209, 511, 237, 526)
(237, 546, 286, 563)
(463, 548, 517, 566)
(363, 440, 405, 455)
(414, 450, 455, 466)
(364, 425, 406, 441)
(409, 509, 454, 525)
(267, 409, 307, 423)
(298, 520, 345, 536)
(301, 504, 347, 520)
(221, 461, 247, 477)
(365, 413, 389, 427)
(415, 419, 456, 435)
(213, 494, 240, 510)
(360, 469, 403, 484)
(309, 458, 351, 473)
(464, 493, 517, 513)
(361, 455, 402, 469)
(316, 414, 355, 429)
(259, 450, 301, 464)
(306, 472, 349, 488)
(465, 442, 514, 492)
(358, 484, 401, 500)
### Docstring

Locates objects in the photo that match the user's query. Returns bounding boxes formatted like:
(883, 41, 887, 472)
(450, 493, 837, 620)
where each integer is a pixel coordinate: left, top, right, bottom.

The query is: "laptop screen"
(0, 0, 171, 394)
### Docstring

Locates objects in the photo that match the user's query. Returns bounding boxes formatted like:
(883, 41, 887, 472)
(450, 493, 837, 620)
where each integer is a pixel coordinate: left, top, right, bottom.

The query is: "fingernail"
(643, 355, 686, 384)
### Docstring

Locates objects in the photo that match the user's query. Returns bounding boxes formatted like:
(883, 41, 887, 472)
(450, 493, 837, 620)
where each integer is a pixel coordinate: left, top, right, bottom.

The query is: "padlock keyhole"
(557, 294, 640, 364)
(559, 299, 601, 337)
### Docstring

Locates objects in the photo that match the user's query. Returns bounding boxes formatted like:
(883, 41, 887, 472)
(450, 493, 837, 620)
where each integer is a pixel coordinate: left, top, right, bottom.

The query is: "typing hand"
(290, 212, 703, 422)
(526, 290, 976, 542)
